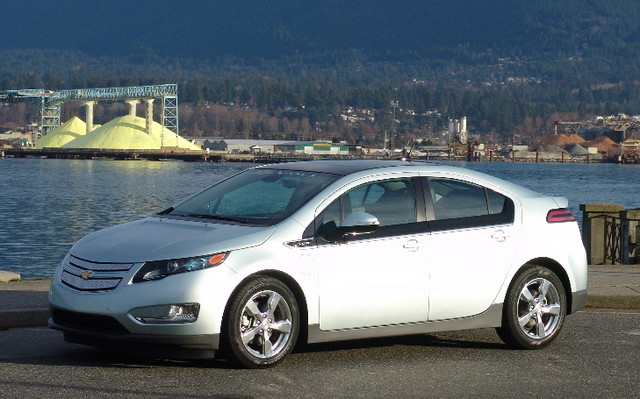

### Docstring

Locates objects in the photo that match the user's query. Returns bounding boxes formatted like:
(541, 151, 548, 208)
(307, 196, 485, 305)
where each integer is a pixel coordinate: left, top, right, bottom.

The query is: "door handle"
(491, 230, 508, 242)
(403, 239, 420, 252)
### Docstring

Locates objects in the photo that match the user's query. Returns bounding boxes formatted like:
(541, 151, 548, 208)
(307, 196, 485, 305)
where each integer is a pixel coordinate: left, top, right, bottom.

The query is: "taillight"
(546, 208, 575, 223)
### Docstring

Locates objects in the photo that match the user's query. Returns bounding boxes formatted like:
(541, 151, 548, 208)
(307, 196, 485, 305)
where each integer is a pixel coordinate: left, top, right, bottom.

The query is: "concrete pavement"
(581, 264, 640, 309)
(0, 265, 639, 329)
(0, 278, 50, 329)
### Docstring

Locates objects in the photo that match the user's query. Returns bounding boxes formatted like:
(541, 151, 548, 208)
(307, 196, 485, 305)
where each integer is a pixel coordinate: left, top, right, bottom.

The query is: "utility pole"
(391, 100, 399, 150)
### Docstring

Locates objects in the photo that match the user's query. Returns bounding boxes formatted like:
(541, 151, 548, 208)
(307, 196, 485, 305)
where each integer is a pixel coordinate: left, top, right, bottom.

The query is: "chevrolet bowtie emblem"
(79, 270, 94, 279)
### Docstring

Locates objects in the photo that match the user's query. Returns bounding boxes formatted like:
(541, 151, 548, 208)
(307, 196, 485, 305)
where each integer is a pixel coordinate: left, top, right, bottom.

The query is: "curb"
(1, 309, 50, 329)
(0, 278, 50, 329)
(586, 295, 640, 310)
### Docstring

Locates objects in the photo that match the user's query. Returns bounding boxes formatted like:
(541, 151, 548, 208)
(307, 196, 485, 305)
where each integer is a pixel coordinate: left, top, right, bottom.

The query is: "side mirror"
(322, 211, 380, 242)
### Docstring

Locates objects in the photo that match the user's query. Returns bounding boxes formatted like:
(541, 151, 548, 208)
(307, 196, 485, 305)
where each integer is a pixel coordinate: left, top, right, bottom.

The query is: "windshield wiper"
(182, 213, 250, 224)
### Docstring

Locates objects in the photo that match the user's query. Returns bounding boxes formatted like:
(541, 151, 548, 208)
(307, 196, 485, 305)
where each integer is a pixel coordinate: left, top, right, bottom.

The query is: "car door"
(305, 177, 431, 331)
(424, 177, 520, 321)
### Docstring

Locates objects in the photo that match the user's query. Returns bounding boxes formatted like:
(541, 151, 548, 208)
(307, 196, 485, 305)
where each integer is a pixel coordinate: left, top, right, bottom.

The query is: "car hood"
(69, 216, 277, 263)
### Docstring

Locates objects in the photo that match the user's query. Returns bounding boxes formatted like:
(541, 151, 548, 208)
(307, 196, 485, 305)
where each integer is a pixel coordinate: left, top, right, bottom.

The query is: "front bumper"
(48, 259, 242, 359)
(49, 310, 219, 359)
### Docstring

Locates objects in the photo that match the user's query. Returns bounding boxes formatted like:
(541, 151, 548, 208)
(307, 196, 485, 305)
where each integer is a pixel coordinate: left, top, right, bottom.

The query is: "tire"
(223, 276, 299, 368)
(496, 265, 566, 349)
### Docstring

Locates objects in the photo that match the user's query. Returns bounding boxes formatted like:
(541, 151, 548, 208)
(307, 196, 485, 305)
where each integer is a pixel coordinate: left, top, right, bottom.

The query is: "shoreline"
(0, 147, 625, 164)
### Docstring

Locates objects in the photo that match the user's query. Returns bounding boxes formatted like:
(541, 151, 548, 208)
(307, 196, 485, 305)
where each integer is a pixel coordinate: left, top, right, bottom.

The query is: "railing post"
(620, 209, 640, 265)
(580, 203, 625, 265)
(637, 224, 640, 263)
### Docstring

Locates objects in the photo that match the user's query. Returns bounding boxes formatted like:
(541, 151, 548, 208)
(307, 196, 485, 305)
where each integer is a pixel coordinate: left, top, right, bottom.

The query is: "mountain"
(3, 1, 639, 70)
(2, 1, 640, 139)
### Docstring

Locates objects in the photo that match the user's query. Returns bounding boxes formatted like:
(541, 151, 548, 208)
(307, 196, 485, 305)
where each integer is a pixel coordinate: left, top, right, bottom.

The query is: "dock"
(0, 148, 366, 163)
(1, 147, 614, 163)
(1, 148, 257, 162)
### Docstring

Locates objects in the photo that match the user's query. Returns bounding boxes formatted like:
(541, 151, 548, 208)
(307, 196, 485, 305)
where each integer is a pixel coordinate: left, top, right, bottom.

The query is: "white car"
(49, 160, 588, 368)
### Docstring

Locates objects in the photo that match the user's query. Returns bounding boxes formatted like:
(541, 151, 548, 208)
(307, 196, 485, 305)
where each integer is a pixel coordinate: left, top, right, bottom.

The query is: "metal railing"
(603, 215, 623, 264)
(602, 214, 640, 264)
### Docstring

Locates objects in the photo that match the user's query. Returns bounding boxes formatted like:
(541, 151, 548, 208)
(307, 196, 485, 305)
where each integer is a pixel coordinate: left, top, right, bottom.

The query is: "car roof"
(265, 159, 426, 175)
(262, 159, 542, 199)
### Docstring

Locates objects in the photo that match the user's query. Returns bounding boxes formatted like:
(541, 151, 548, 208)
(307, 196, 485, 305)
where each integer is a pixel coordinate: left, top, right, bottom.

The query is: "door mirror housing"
(322, 211, 380, 242)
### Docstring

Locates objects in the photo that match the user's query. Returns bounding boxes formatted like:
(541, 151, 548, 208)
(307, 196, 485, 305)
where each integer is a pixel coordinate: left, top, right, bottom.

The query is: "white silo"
(460, 116, 468, 143)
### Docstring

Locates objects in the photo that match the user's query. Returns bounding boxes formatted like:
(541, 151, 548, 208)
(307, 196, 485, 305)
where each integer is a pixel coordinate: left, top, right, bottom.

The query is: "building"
(201, 139, 348, 155)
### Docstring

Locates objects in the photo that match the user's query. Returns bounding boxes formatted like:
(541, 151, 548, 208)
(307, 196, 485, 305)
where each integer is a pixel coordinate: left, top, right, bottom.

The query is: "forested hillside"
(1, 0, 639, 144)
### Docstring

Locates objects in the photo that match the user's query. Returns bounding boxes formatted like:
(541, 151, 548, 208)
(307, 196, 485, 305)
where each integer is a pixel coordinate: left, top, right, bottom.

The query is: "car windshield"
(170, 167, 340, 225)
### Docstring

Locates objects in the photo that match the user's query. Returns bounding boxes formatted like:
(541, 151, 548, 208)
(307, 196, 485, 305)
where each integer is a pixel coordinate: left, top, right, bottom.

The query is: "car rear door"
(423, 177, 520, 321)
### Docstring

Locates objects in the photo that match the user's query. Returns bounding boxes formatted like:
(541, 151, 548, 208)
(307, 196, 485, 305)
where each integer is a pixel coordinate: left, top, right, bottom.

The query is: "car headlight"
(132, 252, 228, 283)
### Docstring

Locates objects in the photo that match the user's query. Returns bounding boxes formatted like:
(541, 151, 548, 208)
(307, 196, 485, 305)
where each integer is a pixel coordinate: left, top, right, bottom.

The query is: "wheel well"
(221, 271, 309, 349)
(517, 258, 574, 314)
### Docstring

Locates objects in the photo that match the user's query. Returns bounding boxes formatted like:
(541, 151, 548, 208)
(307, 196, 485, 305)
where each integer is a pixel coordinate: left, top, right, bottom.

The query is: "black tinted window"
(430, 179, 488, 220)
(427, 178, 514, 229)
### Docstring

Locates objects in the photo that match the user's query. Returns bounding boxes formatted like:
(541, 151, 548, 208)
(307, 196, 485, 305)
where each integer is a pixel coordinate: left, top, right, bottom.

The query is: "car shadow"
(297, 330, 507, 354)
(0, 327, 506, 370)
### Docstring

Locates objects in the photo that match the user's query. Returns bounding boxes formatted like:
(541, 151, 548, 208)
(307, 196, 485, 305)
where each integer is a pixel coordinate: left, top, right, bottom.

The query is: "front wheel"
(496, 265, 566, 349)
(223, 276, 299, 368)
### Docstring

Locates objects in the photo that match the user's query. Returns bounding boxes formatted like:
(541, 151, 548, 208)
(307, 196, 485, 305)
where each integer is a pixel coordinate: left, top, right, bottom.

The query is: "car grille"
(60, 255, 136, 292)
(52, 308, 129, 334)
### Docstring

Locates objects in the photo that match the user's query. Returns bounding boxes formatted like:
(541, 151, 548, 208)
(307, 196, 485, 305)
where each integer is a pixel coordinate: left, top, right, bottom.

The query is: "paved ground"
(584, 264, 640, 308)
(1, 310, 639, 398)
(0, 264, 639, 329)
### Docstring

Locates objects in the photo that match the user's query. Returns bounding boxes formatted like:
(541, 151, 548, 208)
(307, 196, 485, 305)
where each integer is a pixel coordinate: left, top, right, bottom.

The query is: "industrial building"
(3, 84, 201, 152)
(201, 139, 349, 156)
(448, 116, 468, 143)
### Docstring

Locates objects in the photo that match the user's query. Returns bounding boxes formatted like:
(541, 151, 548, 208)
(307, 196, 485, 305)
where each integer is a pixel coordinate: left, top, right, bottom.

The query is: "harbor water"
(1, 157, 639, 279)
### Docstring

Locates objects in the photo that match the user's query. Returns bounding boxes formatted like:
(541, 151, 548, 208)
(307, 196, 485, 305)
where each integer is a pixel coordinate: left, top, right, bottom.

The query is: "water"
(0, 158, 250, 279)
(1, 158, 639, 278)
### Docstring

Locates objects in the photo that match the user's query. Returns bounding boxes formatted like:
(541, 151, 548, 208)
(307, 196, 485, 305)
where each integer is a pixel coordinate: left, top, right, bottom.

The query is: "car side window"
(349, 178, 416, 226)
(303, 178, 418, 240)
(430, 179, 488, 220)
(427, 177, 514, 229)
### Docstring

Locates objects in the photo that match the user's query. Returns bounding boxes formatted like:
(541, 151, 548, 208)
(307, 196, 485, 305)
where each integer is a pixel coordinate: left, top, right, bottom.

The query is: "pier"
(1, 148, 258, 162)
(0, 148, 386, 163)
(1, 147, 628, 163)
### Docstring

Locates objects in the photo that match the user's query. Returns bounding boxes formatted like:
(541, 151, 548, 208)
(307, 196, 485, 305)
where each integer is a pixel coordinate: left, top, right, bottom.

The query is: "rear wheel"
(224, 276, 299, 368)
(497, 265, 566, 349)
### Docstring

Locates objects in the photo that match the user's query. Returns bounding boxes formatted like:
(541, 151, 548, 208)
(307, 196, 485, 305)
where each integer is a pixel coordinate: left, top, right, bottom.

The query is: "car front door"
(306, 177, 430, 331)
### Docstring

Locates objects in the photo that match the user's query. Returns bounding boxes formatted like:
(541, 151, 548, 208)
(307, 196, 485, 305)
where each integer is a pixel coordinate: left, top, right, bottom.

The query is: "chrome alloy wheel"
(239, 289, 293, 359)
(516, 277, 562, 340)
